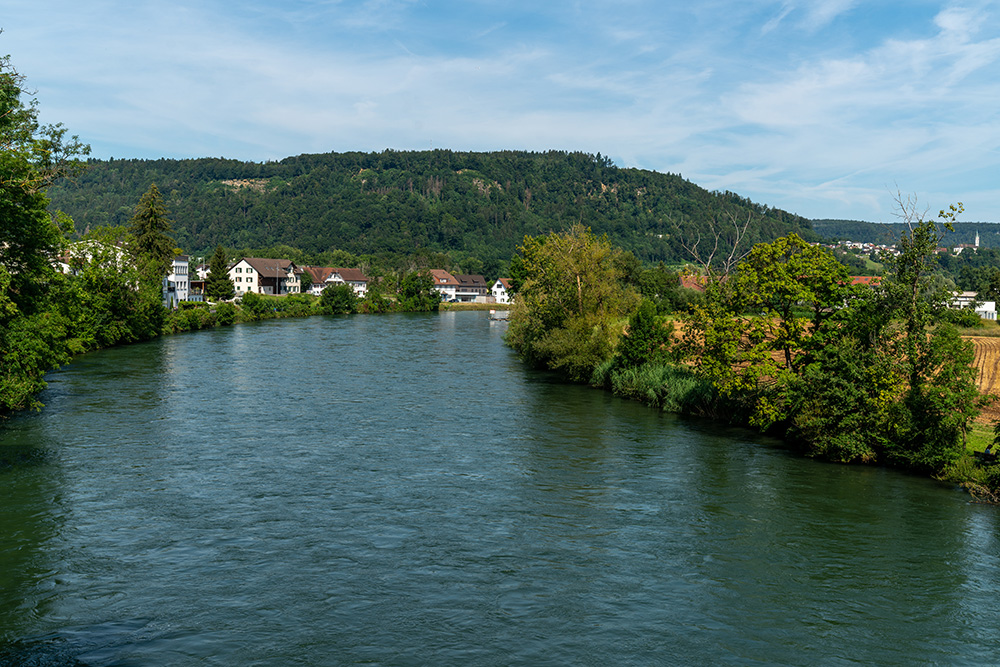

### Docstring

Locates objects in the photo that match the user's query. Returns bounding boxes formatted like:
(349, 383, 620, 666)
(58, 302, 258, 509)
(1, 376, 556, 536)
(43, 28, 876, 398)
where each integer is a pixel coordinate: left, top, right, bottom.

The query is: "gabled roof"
(331, 267, 369, 283)
(679, 275, 708, 292)
(494, 278, 512, 289)
(454, 274, 488, 288)
(302, 266, 336, 284)
(429, 269, 460, 286)
(238, 257, 298, 278)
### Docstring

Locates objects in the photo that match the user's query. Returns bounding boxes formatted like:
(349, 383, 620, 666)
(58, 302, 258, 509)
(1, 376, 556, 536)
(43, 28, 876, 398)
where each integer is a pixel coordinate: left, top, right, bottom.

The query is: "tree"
(878, 197, 983, 470)
(731, 233, 849, 370)
(127, 183, 175, 277)
(614, 299, 671, 369)
(785, 198, 984, 471)
(682, 234, 850, 428)
(398, 270, 441, 311)
(0, 54, 88, 415)
(320, 283, 357, 314)
(0, 54, 88, 313)
(205, 245, 235, 300)
(506, 224, 640, 381)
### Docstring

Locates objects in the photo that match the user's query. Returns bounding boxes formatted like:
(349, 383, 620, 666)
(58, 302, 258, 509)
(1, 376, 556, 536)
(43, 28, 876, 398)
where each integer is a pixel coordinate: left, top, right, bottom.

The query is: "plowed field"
(967, 336, 1000, 422)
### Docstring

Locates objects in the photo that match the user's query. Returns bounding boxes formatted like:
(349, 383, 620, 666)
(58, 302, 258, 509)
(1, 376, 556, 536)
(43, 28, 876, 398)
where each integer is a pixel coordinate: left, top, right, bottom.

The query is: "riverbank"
(1, 290, 445, 420)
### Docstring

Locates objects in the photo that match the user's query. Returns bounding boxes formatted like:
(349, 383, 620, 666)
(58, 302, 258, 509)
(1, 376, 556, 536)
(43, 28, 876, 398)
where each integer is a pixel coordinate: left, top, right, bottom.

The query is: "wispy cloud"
(2, 0, 1000, 220)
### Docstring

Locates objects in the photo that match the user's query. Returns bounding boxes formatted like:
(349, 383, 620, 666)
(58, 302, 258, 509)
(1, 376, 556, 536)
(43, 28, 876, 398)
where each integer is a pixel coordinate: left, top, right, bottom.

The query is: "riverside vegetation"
(5, 54, 1000, 499)
(505, 220, 1000, 501)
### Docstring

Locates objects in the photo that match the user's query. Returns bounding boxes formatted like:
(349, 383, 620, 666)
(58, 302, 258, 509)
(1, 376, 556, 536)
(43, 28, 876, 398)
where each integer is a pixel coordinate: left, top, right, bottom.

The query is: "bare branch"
(678, 210, 755, 280)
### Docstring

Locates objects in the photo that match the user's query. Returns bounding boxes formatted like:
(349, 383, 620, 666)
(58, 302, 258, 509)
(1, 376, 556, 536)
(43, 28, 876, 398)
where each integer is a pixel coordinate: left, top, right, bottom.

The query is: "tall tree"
(205, 245, 234, 300)
(879, 198, 984, 470)
(0, 54, 88, 313)
(127, 183, 175, 276)
(0, 54, 88, 414)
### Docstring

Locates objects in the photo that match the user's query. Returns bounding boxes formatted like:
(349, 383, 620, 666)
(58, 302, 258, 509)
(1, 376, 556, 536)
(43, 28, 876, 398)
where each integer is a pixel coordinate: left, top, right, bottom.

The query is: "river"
(2, 310, 999, 666)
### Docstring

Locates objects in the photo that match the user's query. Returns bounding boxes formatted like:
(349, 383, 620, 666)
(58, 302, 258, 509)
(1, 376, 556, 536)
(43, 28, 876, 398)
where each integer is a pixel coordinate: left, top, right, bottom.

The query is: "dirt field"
(966, 336, 1000, 422)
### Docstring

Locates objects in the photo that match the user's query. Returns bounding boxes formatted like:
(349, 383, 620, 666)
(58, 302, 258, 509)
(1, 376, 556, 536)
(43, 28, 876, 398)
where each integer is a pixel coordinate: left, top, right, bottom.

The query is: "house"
(849, 276, 882, 286)
(229, 258, 301, 295)
(430, 269, 461, 301)
(429, 270, 488, 302)
(302, 266, 370, 297)
(328, 268, 370, 297)
(679, 275, 709, 292)
(302, 266, 335, 296)
(950, 291, 997, 321)
(454, 274, 491, 302)
(188, 263, 209, 300)
(57, 240, 131, 275)
(164, 255, 190, 307)
(492, 278, 512, 304)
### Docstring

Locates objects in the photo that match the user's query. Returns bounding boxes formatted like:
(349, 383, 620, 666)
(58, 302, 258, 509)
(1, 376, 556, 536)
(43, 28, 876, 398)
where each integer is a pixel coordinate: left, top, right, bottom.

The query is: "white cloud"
(3, 0, 1000, 220)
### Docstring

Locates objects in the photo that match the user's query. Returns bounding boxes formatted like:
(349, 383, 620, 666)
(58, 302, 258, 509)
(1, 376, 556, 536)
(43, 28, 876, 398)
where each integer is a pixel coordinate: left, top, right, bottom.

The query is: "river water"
(1, 311, 999, 666)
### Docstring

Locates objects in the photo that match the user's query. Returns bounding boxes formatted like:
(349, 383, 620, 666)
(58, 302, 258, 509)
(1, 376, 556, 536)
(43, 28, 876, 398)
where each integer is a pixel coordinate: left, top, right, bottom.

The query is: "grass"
(966, 421, 995, 453)
(957, 321, 1000, 337)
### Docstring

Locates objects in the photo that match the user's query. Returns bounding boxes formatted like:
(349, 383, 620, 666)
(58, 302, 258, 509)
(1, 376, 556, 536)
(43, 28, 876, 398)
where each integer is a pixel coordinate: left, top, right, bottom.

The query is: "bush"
(943, 307, 984, 328)
(215, 302, 236, 325)
(320, 284, 358, 315)
(239, 291, 269, 320)
(593, 360, 716, 415)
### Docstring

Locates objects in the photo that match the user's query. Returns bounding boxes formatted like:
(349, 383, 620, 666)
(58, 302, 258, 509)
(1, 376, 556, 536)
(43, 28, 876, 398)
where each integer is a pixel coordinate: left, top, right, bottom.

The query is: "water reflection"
(1, 311, 999, 665)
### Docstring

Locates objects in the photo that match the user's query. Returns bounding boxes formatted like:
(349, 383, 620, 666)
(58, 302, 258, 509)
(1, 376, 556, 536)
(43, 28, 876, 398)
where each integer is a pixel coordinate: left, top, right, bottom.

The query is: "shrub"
(215, 302, 236, 325)
(321, 284, 358, 315)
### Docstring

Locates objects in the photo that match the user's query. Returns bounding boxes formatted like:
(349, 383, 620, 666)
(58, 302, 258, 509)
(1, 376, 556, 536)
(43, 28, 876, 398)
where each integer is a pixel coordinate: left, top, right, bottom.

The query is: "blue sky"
(2, 0, 999, 221)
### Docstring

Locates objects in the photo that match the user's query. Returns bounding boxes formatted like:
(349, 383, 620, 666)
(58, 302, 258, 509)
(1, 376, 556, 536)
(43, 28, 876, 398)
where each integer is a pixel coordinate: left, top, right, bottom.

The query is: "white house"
(430, 269, 461, 301)
(229, 258, 301, 295)
(302, 266, 370, 297)
(327, 268, 370, 297)
(164, 255, 189, 307)
(491, 278, 512, 304)
(429, 269, 484, 302)
(950, 290, 997, 321)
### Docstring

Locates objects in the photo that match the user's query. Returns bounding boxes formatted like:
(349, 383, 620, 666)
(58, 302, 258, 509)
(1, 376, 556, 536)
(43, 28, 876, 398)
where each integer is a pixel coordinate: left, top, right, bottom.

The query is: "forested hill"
(47, 150, 814, 274)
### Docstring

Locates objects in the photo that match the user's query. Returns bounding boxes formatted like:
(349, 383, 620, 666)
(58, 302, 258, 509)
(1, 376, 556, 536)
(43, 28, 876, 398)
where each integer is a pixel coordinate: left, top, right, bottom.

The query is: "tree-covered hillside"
(48, 150, 815, 275)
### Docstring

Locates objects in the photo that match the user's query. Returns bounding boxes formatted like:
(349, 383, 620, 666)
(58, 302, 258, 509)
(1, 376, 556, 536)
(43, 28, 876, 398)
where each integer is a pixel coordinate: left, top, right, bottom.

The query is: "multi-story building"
(229, 258, 301, 295)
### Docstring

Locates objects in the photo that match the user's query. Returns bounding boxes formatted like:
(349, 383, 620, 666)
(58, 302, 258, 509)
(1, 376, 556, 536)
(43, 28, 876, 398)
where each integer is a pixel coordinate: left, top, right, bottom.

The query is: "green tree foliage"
(320, 284, 357, 315)
(239, 290, 268, 320)
(768, 206, 983, 472)
(215, 302, 236, 325)
(359, 281, 391, 313)
(614, 299, 671, 370)
(0, 56, 88, 414)
(47, 150, 816, 270)
(682, 234, 850, 428)
(299, 270, 313, 293)
(205, 245, 234, 300)
(0, 56, 87, 312)
(397, 271, 441, 311)
(732, 233, 850, 369)
(127, 183, 175, 277)
(507, 225, 640, 381)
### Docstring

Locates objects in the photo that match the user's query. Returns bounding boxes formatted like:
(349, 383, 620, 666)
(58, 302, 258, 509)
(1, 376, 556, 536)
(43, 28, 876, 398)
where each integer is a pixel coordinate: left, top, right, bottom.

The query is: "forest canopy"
(46, 150, 817, 277)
